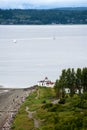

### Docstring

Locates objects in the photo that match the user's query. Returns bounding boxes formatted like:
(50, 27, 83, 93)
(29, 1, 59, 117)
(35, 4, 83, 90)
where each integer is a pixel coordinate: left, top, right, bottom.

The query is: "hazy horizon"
(0, 0, 87, 9)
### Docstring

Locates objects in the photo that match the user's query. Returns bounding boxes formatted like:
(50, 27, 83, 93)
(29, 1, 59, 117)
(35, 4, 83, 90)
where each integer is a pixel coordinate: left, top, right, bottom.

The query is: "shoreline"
(0, 87, 36, 130)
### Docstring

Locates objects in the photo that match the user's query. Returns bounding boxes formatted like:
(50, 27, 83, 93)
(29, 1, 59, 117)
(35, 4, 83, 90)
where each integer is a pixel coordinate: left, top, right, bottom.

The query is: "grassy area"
(11, 87, 55, 130)
(11, 87, 87, 130)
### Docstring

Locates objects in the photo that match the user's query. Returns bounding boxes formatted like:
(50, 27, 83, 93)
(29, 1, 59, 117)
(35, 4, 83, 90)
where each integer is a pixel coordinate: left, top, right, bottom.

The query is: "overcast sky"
(0, 0, 87, 9)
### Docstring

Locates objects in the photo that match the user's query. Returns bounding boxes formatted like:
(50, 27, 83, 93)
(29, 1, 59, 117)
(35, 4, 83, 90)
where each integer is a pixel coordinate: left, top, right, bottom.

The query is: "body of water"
(0, 25, 87, 88)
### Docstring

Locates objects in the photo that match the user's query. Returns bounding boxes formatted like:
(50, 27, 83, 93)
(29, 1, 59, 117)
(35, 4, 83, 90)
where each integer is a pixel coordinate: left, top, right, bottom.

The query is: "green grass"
(11, 108, 34, 130)
(11, 87, 55, 130)
(11, 87, 87, 130)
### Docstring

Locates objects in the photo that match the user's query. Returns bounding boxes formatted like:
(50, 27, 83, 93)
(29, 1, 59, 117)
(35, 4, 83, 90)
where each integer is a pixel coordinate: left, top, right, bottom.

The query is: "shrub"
(59, 98, 65, 104)
(42, 103, 53, 109)
(48, 104, 59, 112)
(11, 125, 15, 129)
(42, 100, 46, 103)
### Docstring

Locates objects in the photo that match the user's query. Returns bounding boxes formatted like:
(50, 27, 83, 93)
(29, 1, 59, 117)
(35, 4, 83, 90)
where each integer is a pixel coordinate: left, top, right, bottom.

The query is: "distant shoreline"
(0, 8, 87, 25)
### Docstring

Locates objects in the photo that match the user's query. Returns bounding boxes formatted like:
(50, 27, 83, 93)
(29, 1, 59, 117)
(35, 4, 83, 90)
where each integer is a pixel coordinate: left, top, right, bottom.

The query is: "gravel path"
(26, 106, 39, 129)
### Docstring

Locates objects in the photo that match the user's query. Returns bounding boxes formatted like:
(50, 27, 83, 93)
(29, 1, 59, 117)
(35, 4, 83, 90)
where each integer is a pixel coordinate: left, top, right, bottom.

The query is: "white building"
(75, 88, 83, 94)
(64, 88, 70, 94)
(38, 77, 55, 88)
(64, 88, 83, 94)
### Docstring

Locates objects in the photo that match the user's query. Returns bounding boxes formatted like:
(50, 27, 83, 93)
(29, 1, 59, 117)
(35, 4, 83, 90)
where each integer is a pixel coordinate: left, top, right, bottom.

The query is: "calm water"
(0, 25, 87, 88)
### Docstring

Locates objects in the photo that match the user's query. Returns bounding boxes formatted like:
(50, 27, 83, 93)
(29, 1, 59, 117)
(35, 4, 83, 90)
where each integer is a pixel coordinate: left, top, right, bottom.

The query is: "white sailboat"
(13, 39, 17, 43)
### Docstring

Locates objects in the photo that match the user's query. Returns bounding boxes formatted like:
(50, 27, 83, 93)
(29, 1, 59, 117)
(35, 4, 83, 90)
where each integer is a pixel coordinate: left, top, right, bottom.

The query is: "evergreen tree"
(66, 68, 71, 88)
(54, 67, 87, 98)
(70, 68, 76, 95)
(59, 69, 67, 97)
(76, 68, 82, 94)
(82, 67, 87, 92)
(66, 68, 75, 96)
(54, 79, 61, 98)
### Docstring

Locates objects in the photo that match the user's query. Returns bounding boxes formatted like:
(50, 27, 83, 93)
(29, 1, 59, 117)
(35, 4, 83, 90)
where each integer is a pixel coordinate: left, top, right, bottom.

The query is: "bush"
(48, 104, 59, 112)
(59, 98, 65, 104)
(42, 103, 53, 109)
(11, 125, 15, 129)
(42, 100, 46, 103)
(81, 92, 87, 100)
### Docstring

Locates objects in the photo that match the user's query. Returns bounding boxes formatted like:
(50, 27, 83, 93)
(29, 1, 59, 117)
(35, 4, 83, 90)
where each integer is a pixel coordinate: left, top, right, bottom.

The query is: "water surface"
(0, 25, 87, 88)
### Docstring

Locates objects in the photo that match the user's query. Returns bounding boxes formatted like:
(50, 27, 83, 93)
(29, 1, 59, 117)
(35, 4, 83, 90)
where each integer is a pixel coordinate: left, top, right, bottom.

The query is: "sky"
(0, 0, 87, 9)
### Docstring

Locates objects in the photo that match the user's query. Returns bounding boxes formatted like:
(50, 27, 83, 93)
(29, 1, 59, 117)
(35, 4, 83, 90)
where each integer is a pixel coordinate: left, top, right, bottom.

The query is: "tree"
(82, 67, 87, 92)
(65, 68, 75, 96)
(55, 67, 87, 98)
(70, 68, 76, 95)
(54, 79, 62, 98)
(76, 68, 82, 94)
(59, 69, 67, 98)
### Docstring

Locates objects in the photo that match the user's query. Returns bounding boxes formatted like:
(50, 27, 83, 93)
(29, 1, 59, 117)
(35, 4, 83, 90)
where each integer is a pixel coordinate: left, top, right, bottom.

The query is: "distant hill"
(0, 8, 87, 24)
(54, 7, 87, 10)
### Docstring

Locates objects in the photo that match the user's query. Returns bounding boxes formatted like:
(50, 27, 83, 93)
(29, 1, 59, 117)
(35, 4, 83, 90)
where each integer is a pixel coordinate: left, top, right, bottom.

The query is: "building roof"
(38, 77, 55, 85)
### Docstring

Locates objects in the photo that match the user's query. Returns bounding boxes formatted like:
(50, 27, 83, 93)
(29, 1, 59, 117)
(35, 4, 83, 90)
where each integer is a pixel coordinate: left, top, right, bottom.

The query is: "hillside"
(11, 86, 87, 130)
(0, 8, 87, 24)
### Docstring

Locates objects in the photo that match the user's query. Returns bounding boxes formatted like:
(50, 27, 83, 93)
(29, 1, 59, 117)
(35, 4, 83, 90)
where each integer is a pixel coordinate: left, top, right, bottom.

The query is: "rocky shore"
(0, 87, 35, 130)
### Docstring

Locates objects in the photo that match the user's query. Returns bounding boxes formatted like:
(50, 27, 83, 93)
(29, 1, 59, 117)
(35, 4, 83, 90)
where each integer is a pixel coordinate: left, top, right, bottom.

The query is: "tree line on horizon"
(54, 67, 87, 98)
(0, 8, 87, 24)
